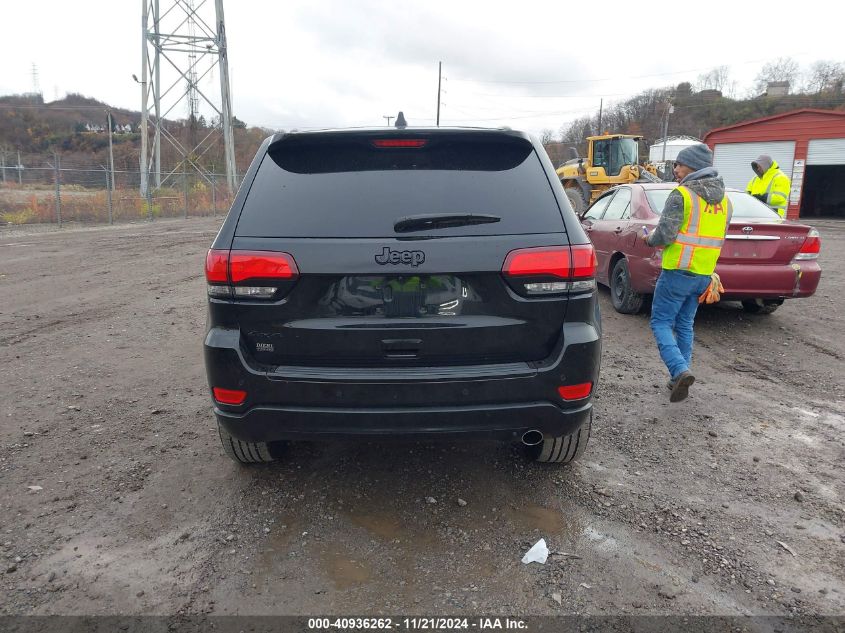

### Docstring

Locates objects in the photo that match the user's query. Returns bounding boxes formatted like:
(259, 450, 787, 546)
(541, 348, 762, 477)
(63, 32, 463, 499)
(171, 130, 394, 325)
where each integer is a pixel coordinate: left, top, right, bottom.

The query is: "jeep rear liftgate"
(204, 126, 601, 464)
(212, 131, 578, 367)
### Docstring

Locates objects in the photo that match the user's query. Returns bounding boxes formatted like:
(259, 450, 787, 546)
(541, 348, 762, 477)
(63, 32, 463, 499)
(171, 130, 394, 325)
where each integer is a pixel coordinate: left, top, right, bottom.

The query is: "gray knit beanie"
(675, 143, 713, 171)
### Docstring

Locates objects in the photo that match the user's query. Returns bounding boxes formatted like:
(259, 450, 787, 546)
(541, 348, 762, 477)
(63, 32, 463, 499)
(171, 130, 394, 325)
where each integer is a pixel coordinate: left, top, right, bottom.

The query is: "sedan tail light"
(205, 249, 299, 299)
(793, 229, 821, 260)
(502, 244, 596, 295)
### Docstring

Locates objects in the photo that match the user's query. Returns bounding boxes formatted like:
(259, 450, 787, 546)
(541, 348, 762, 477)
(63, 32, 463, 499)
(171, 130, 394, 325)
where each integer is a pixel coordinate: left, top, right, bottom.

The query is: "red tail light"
(213, 387, 247, 405)
(229, 251, 298, 283)
(557, 383, 593, 400)
(502, 246, 570, 278)
(570, 244, 598, 279)
(205, 249, 299, 299)
(205, 249, 229, 283)
(371, 139, 428, 148)
(502, 245, 597, 279)
(794, 229, 821, 260)
(502, 244, 597, 295)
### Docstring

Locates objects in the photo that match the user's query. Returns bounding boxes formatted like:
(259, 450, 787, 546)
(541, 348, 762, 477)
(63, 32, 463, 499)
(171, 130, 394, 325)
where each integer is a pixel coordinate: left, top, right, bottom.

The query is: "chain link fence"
(0, 154, 236, 226)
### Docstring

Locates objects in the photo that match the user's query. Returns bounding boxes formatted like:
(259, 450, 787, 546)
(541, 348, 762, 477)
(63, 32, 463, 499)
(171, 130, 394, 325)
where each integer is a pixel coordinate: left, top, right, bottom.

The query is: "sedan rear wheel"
(610, 258, 644, 314)
(741, 299, 783, 315)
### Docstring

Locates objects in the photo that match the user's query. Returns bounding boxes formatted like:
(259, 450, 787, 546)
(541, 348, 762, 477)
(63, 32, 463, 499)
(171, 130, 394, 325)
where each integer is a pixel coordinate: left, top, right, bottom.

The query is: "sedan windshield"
(645, 189, 783, 220)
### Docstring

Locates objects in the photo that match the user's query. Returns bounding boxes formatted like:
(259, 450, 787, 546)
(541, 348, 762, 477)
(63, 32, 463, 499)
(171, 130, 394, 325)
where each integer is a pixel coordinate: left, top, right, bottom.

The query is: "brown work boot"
(669, 371, 695, 403)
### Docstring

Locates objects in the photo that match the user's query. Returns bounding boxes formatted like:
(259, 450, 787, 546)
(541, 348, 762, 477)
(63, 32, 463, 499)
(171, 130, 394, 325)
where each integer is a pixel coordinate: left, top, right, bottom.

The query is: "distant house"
(763, 81, 790, 97)
(697, 89, 723, 101)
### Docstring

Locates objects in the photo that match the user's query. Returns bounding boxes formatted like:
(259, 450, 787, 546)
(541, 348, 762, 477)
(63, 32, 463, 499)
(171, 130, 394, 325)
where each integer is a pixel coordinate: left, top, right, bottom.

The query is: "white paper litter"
(521, 538, 549, 564)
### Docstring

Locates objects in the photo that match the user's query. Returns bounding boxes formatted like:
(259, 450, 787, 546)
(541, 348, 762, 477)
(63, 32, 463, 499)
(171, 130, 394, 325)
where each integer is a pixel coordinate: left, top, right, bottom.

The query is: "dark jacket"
(647, 167, 729, 247)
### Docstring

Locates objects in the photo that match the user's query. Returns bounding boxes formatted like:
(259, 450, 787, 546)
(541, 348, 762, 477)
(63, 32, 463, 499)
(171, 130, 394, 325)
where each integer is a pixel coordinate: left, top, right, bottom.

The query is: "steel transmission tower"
(139, 0, 237, 197)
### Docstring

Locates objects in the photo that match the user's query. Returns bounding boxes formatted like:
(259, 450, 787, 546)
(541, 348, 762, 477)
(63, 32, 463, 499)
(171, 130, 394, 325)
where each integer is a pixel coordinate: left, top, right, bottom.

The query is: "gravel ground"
(0, 216, 842, 620)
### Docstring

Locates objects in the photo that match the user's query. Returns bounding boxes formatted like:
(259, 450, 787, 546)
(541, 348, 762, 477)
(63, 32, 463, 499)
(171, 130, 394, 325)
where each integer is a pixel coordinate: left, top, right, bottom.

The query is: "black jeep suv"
(204, 126, 601, 464)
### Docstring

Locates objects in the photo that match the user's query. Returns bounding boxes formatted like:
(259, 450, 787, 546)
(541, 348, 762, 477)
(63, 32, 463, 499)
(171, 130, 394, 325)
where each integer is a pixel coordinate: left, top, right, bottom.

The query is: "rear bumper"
(629, 255, 821, 299)
(717, 261, 821, 300)
(204, 312, 601, 443)
(214, 400, 593, 443)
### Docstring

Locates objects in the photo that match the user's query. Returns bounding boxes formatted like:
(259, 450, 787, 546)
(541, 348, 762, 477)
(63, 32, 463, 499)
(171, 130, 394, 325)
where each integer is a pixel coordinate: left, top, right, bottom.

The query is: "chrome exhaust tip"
(521, 430, 544, 446)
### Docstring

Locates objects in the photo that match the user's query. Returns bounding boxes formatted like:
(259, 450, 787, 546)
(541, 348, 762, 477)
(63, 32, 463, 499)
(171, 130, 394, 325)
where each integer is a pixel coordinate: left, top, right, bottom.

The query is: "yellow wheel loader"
(555, 134, 660, 214)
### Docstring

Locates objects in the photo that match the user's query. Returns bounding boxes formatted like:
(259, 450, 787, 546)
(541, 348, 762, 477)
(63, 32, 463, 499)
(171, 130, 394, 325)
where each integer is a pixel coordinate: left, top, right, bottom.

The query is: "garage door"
(807, 139, 845, 165)
(713, 142, 795, 191)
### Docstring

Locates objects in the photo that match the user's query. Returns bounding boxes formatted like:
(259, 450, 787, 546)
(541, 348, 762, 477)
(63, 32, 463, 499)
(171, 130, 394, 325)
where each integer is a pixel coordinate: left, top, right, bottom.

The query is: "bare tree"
(803, 60, 845, 94)
(558, 117, 594, 157)
(696, 66, 730, 92)
(539, 128, 555, 145)
(754, 57, 800, 94)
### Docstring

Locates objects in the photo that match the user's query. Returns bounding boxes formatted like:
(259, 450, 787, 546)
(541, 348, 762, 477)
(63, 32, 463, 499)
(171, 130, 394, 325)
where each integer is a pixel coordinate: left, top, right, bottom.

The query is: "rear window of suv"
(235, 132, 565, 238)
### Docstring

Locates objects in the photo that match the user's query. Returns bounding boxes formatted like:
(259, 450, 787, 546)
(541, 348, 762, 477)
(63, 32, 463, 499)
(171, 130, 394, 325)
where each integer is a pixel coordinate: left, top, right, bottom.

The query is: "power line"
(465, 92, 629, 99)
(443, 108, 598, 123)
(450, 57, 775, 85)
(442, 99, 598, 116)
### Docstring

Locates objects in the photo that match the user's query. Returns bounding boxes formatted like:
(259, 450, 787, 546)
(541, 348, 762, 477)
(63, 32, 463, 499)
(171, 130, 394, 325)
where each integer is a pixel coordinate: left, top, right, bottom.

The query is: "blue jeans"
(650, 269, 712, 380)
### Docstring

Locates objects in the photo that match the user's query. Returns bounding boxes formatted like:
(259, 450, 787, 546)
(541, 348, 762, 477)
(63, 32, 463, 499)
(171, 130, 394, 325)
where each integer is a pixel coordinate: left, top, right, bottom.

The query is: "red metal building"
(703, 109, 845, 219)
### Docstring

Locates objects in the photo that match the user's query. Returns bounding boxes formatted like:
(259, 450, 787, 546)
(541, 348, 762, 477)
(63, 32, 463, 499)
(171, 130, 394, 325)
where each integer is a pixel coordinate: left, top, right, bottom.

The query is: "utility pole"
(103, 166, 114, 225)
(0, 149, 5, 184)
(436, 61, 442, 127)
(660, 103, 674, 163)
(597, 99, 603, 134)
(53, 153, 62, 228)
(17, 151, 22, 185)
(106, 110, 116, 194)
(383, 115, 394, 126)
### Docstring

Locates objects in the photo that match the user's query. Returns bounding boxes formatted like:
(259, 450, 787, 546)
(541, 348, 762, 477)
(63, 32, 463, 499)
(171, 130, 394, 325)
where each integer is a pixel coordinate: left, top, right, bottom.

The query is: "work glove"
(698, 273, 724, 304)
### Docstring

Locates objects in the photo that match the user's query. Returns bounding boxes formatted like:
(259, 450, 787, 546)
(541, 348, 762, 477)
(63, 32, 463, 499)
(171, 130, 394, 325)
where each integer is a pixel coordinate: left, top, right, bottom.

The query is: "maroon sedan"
(580, 183, 822, 314)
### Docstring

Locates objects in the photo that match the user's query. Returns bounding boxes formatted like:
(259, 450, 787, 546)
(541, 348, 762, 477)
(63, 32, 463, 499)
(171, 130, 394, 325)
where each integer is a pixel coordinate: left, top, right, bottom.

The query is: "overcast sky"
(2, 0, 842, 139)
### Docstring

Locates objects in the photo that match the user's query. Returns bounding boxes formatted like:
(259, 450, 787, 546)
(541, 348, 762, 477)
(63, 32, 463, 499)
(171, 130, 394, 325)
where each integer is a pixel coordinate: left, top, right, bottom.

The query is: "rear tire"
(529, 412, 592, 464)
(565, 187, 587, 215)
(742, 299, 782, 315)
(610, 258, 644, 314)
(218, 423, 276, 464)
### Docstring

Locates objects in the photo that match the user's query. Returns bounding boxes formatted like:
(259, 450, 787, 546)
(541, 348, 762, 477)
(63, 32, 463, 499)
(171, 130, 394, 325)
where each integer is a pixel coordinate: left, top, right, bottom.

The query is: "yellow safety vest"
(662, 187, 732, 276)
(746, 164, 790, 218)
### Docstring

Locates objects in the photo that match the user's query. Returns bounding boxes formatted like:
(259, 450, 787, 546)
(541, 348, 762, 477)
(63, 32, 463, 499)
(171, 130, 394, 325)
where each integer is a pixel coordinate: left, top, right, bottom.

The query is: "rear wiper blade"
(393, 213, 501, 233)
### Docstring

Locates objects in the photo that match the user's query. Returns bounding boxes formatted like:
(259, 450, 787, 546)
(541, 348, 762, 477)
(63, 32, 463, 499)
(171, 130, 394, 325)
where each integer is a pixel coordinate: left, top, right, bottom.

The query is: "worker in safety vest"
(746, 154, 790, 218)
(641, 143, 733, 403)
